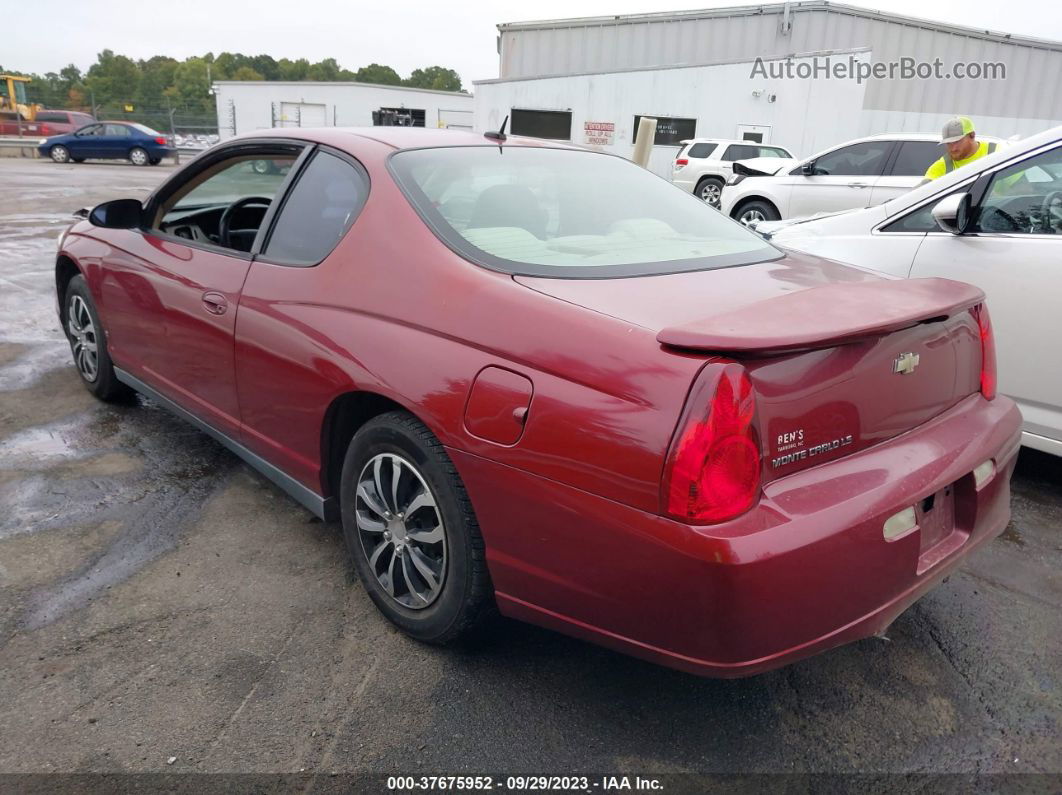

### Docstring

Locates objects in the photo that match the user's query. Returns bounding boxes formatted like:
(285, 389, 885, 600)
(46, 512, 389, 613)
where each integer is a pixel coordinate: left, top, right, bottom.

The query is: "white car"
(671, 139, 794, 206)
(720, 132, 1004, 226)
(763, 125, 1062, 457)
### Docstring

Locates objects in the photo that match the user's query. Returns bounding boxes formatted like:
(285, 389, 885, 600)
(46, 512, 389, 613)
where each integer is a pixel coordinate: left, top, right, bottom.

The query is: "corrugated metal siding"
(499, 5, 1062, 121)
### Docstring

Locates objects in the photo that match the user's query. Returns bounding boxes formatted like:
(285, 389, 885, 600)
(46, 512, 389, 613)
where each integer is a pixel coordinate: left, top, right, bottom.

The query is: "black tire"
(696, 176, 725, 207)
(62, 275, 132, 402)
(340, 411, 493, 644)
(129, 146, 149, 166)
(733, 199, 780, 226)
(251, 159, 275, 175)
(50, 145, 70, 164)
(72, 157, 85, 163)
(149, 157, 161, 165)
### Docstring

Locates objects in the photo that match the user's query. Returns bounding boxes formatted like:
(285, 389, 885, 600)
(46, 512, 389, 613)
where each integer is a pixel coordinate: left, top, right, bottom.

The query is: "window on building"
(510, 109, 572, 141)
(373, 108, 426, 127)
(633, 116, 697, 146)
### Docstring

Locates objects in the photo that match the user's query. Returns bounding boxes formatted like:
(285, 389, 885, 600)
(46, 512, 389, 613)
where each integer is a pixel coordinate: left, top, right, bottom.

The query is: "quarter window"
(687, 142, 718, 158)
(808, 141, 892, 177)
(105, 124, 130, 137)
(264, 151, 369, 265)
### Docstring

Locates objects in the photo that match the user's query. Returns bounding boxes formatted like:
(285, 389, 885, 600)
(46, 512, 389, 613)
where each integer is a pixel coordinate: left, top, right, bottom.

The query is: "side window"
(974, 146, 1062, 235)
(810, 142, 892, 176)
(156, 150, 301, 252)
(105, 124, 130, 137)
(889, 141, 941, 176)
(722, 144, 759, 161)
(263, 151, 369, 265)
(77, 124, 102, 137)
(760, 146, 790, 158)
(687, 142, 718, 159)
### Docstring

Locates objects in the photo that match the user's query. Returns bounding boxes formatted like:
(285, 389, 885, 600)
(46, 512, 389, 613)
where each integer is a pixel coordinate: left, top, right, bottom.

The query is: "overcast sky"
(7, 0, 1061, 87)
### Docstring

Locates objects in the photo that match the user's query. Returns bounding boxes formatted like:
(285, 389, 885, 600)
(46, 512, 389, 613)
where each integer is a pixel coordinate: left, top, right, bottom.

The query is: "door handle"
(202, 292, 228, 315)
(848, 181, 870, 188)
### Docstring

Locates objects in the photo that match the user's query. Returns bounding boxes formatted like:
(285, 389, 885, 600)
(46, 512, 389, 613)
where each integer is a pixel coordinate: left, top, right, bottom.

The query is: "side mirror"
(931, 193, 972, 235)
(801, 161, 816, 176)
(89, 199, 144, 230)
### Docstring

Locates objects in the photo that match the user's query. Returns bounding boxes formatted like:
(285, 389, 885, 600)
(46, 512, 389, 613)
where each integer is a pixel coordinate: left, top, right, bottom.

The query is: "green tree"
(165, 56, 212, 114)
(307, 58, 341, 81)
(85, 49, 140, 106)
(136, 56, 178, 110)
(250, 54, 280, 81)
(404, 66, 462, 92)
(231, 66, 264, 81)
(277, 58, 311, 81)
(355, 63, 402, 86)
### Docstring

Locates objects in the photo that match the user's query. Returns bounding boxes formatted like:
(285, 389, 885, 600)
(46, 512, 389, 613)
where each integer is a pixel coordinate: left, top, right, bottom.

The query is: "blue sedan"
(38, 121, 176, 166)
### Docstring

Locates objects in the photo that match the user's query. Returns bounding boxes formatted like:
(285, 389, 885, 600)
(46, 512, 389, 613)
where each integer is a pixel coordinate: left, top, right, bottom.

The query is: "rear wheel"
(696, 176, 724, 207)
(72, 157, 85, 163)
(129, 147, 149, 166)
(340, 412, 493, 644)
(50, 145, 70, 164)
(251, 159, 276, 175)
(148, 157, 161, 165)
(734, 199, 779, 226)
(63, 275, 132, 401)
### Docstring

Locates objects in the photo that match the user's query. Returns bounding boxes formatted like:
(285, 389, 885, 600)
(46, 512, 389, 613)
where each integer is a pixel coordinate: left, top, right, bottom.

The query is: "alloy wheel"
(67, 294, 99, 382)
(700, 183, 722, 206)
(356, 453, 447, 609)
(740, 208, 767, 226)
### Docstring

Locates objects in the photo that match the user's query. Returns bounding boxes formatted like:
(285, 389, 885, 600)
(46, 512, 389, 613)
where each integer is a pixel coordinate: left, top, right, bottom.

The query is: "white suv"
(720, 132, 1004, 225)
(671, 139, 794, 206)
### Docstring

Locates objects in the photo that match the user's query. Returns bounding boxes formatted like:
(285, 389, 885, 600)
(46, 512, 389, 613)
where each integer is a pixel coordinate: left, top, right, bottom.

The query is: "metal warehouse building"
(477, 1, 1062, 175)
(214, 81, 474, 140)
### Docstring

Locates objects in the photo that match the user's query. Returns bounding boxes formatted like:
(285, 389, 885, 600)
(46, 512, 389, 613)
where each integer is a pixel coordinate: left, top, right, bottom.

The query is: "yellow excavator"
(0, 74, 41, 121)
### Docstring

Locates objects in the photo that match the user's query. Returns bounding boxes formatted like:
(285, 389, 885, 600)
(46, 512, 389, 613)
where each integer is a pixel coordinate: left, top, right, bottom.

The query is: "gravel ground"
(0, 158, 1059, 784)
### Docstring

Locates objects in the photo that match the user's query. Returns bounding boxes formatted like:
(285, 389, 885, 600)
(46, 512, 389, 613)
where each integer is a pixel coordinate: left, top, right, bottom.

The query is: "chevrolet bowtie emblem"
(893, 352, 920, 375)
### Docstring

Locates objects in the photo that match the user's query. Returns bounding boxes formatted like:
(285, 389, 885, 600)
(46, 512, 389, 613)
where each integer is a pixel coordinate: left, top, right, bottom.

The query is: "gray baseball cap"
(941, 116, 975, 144)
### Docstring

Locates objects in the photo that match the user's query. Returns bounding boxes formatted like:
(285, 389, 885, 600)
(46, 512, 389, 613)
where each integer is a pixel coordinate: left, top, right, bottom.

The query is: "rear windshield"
(389, 146, 780, 278)
(130, 123, 163, 136)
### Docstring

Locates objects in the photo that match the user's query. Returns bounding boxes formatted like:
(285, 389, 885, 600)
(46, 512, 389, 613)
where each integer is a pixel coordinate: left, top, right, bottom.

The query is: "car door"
(909, 142, 1062, 450)
(870, 140, 940, 205)
(234, 147, 370, 489)
(99, 123, 133, 159)
(788, 140, 894, 217)
(70, 123, 105, 159)
(96, 142, 308, 438)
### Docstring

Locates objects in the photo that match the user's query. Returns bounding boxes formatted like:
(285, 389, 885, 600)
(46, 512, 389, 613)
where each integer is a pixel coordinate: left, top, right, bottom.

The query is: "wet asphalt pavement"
(0, 158, 1059, 780)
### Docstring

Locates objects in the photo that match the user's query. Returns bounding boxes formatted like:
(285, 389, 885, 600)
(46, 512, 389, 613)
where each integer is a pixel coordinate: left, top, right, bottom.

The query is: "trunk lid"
(516, 253, 986, 481)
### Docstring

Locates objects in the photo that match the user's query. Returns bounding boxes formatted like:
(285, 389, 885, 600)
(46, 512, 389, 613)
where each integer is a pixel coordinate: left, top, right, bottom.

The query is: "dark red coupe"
(55, 127, 1021, 677)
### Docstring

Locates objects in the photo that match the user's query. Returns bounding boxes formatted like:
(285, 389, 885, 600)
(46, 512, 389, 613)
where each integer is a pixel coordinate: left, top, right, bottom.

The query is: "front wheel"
(339, 412, 493, 644)
(129, 147, 149, 166)
(50, 145, 70, 164)
(63, 275, 132, 401)
(734, 199, 780, 226)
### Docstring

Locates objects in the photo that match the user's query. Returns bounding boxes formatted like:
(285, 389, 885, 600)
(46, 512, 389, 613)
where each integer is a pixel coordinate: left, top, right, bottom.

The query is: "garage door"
(278, 102, 328, 128)
(439, 109, 473, 130)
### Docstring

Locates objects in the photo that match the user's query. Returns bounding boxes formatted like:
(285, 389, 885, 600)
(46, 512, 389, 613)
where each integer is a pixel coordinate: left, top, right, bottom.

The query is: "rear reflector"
(883, 506, 917, 540)
(663, 363, 761, 524)
(973, 459, 996, 490)
(970, 304, 996, 400)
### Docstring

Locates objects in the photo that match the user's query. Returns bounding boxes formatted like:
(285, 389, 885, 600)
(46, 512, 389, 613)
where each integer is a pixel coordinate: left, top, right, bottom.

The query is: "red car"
(0, 109, 95, 137)
(55, 128, 1021, 677)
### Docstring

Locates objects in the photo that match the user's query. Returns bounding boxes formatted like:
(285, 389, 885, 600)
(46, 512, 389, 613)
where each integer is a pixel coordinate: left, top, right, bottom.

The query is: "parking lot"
(0, 157, 1059, 779)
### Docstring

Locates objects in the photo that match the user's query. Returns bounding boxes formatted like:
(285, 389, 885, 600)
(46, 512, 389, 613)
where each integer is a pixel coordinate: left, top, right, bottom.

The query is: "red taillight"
(40, 124, 53, 136)
(970, 303, 996, 400)
(675, 158, 689, 166)
(155, 136, 168, 146)
(664, 363, 761, 524)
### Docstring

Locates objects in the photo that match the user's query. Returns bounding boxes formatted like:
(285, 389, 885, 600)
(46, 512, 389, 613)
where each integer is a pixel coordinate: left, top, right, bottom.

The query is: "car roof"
(236, 126, 587, 152)
(680, 138, 790, 147)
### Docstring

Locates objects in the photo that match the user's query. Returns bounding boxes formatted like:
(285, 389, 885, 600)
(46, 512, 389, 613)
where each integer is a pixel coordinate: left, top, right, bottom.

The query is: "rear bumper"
(453, 393, 1022, 677)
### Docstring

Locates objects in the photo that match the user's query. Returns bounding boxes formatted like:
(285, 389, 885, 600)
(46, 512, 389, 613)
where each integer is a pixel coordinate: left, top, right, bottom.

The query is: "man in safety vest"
(923, 116, 997, 181)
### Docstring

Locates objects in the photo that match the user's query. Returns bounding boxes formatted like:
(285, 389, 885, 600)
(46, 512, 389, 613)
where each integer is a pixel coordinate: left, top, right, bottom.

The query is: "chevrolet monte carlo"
(54, 128, 1021, 677)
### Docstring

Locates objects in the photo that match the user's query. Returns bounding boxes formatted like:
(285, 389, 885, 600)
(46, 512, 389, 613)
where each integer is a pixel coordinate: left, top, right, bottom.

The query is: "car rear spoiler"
(657, 278, 985, 354)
